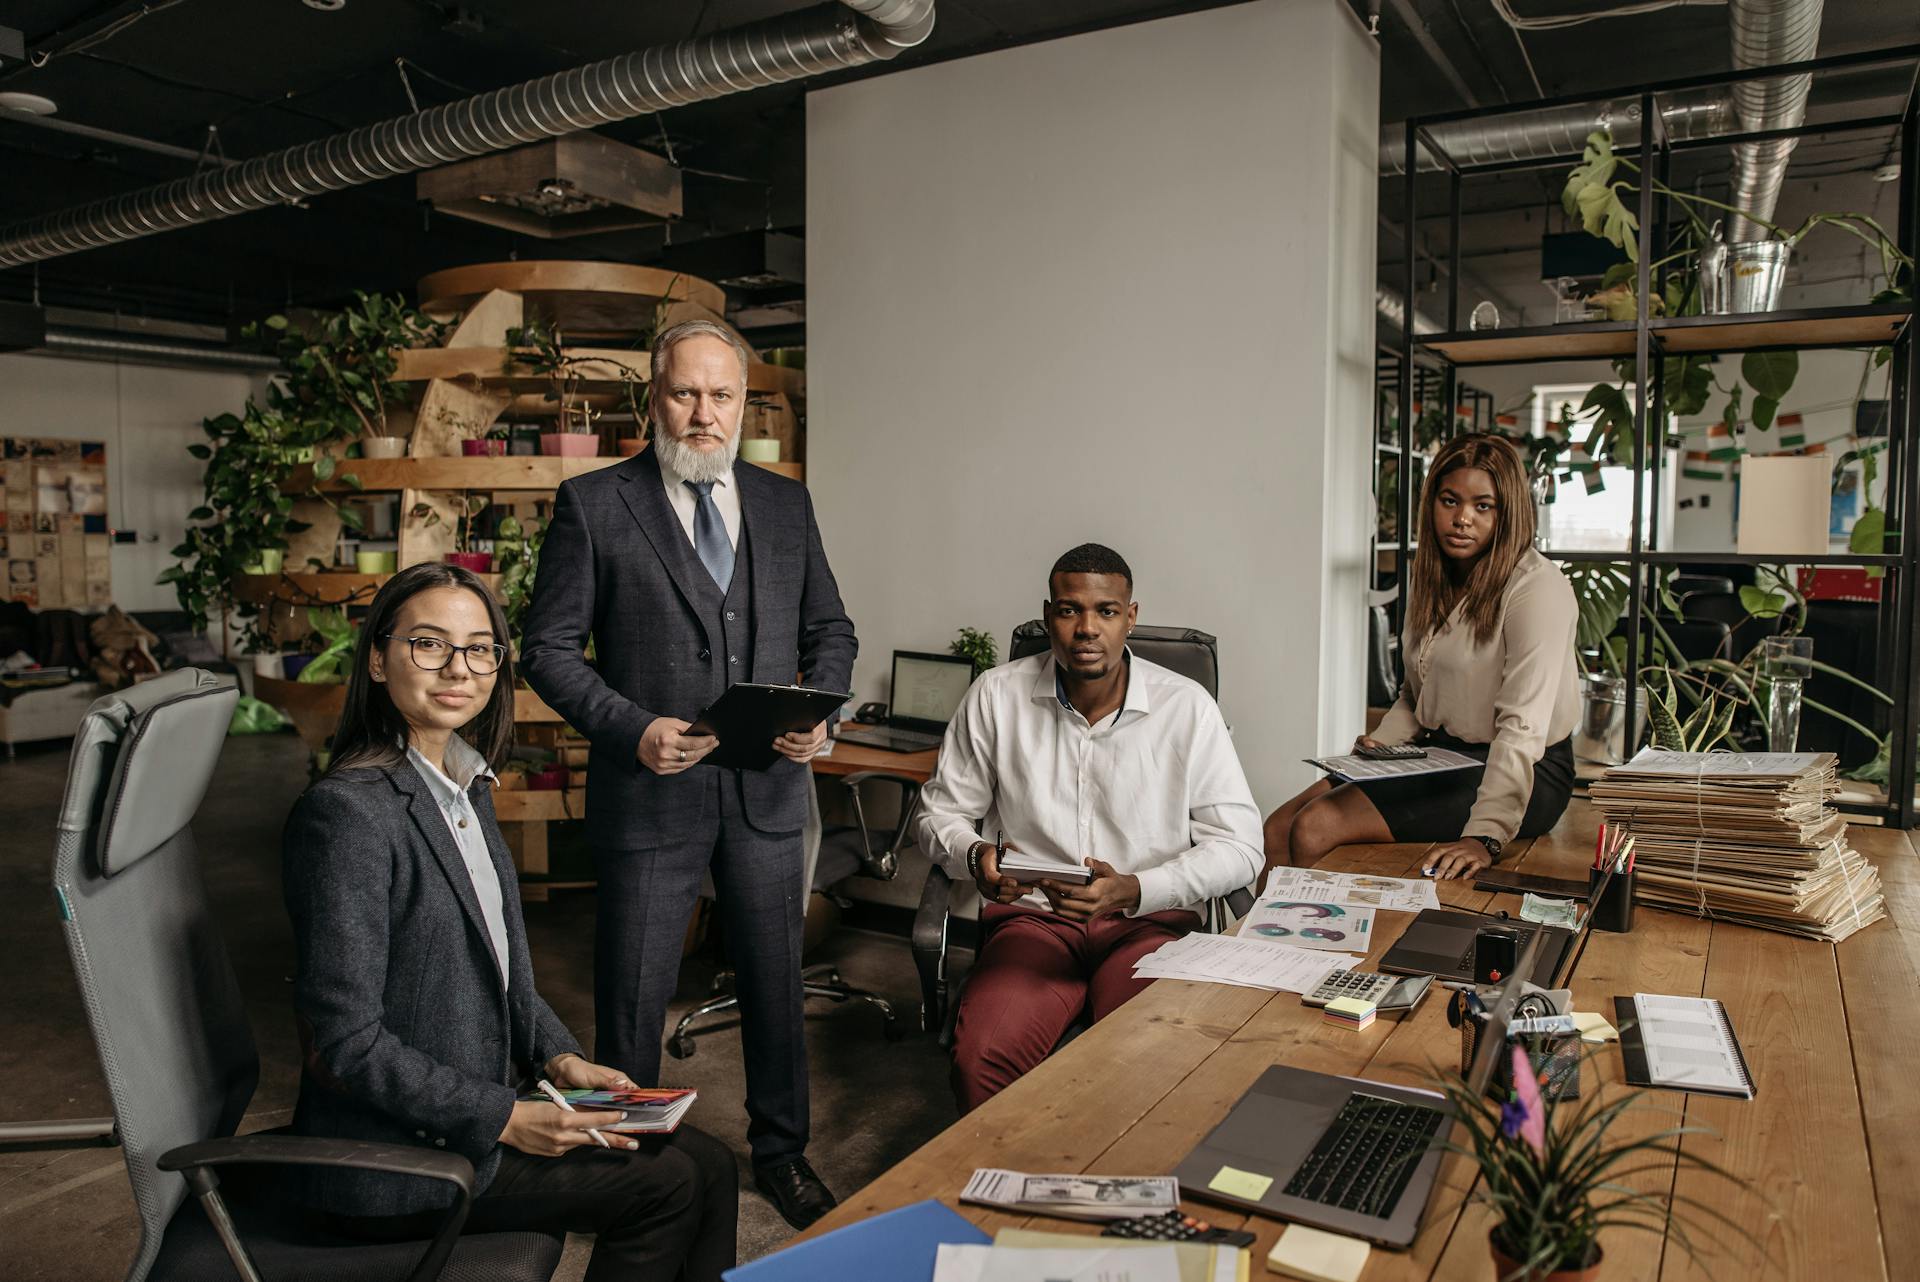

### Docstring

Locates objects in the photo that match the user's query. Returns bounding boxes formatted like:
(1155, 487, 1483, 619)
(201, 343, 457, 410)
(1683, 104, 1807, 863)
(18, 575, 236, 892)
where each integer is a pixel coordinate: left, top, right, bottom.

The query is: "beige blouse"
(1372, 550, 1581, 844)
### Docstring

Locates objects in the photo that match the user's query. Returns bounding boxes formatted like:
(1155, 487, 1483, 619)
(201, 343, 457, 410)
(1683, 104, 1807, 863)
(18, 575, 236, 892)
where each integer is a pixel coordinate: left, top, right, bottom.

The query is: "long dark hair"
(1407, 433, 1536, 648)
(325, 562, 517, 776)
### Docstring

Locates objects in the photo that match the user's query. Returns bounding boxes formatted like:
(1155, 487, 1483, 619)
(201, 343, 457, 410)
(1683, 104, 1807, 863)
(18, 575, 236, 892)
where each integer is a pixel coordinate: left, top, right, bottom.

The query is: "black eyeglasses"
(382, 634, 508, 674)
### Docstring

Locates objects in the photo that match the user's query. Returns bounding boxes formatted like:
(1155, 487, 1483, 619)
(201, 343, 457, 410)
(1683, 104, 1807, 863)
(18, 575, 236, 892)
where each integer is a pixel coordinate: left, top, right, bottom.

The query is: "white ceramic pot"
(739, 438, 782, 464)
(361, 436, 410, 459)
(252, 652, 283, 682)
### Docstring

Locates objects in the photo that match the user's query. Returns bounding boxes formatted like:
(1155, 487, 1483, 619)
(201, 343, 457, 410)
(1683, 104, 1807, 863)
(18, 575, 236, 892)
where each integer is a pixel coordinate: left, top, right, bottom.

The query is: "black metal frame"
(1393, 44, 1920, 825)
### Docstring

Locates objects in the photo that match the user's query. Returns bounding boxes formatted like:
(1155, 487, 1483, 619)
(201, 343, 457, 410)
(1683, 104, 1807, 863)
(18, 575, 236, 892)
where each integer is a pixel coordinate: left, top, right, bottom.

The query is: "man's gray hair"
(650, 318, 752, 393)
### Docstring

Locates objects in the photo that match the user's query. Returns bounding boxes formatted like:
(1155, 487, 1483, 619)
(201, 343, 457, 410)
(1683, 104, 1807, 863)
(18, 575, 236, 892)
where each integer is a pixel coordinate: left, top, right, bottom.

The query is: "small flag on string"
(1778, 413, 1805, 448)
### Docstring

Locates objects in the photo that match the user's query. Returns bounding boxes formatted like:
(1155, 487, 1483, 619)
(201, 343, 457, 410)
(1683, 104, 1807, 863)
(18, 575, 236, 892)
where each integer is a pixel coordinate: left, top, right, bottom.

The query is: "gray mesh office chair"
(910, 623, 1256, 1040)
(41, 668, 562, 1282)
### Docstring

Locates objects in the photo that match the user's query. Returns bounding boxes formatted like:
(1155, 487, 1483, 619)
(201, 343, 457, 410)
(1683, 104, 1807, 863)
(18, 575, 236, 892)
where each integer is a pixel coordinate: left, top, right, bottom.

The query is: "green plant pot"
(241, 548, 285, 575)
(355, 550, 397, 575)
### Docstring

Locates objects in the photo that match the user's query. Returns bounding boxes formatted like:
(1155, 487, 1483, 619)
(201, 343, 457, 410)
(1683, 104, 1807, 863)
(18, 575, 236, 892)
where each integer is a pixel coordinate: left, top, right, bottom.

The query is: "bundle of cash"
(960, 1168, 1179, 1221)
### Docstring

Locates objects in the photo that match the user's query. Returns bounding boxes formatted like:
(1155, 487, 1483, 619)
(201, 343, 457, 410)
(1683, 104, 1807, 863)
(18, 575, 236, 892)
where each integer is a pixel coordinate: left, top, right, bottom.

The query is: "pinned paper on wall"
(2, 439, 109, 607)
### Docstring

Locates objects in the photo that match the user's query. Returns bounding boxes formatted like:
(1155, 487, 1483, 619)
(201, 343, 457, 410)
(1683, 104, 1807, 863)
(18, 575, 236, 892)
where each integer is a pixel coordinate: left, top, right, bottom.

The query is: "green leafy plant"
(494, 514, 547, 657)
(296, 606, 358, 684)
(1644, 668, 1736, 751)
(950, 627, 998, 675)
(253, 292, 445, 441)
(507, 317, 649, 436)
(1431, 1043, 1761, 1279)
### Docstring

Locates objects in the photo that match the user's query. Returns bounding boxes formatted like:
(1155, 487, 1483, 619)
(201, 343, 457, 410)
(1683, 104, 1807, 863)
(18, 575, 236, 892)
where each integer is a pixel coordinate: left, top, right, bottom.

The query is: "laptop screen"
(891, 652, 974, 728)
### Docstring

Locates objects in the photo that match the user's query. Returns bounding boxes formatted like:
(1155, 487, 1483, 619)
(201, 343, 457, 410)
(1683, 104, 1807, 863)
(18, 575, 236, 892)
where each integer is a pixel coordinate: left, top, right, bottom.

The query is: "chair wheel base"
(666, 1035, 696, 1060)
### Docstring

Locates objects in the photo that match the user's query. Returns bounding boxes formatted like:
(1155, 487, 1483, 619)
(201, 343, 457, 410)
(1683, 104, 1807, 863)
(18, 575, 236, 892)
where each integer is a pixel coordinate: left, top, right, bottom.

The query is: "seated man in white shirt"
(913, 543, 1264, 1112)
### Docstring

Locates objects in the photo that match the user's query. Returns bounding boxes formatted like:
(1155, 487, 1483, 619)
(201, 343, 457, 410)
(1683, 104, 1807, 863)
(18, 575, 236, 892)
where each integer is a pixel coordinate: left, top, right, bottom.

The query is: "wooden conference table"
(799, 800, 1920, 1281)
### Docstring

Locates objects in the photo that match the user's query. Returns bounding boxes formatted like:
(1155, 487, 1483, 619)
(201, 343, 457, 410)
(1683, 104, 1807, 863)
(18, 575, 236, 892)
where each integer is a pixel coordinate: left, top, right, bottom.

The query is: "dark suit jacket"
(520, 449, 857, 844)
(281, 761, 582, 1217)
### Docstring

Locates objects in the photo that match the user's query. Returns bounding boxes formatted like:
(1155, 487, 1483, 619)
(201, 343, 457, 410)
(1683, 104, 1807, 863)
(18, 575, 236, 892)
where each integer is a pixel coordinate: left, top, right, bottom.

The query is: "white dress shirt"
(913, 651, 1264, 917)
(656, 448, 741, 551)
(407, 737, 510, 989)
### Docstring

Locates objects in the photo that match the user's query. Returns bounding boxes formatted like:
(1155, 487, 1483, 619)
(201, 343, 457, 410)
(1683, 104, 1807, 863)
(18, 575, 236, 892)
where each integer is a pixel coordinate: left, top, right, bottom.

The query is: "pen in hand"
(537, 1078, 611, 1148)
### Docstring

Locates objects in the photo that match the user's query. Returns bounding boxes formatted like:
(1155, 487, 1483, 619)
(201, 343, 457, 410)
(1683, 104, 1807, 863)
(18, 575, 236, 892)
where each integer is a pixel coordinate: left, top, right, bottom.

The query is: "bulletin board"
(2, 438, 111, 610)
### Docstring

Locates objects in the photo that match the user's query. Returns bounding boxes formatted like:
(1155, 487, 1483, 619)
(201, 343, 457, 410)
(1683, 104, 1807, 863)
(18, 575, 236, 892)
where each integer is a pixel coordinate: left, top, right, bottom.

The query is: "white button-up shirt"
(913, 651, 1263, 917)
(408, 737, 510, 989)
(657, 449, 741, 551)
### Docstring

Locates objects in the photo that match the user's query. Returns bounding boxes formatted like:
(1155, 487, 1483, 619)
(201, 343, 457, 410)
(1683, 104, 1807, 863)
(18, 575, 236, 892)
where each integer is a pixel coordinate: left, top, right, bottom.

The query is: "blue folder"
(723, 1198, 991, 1281)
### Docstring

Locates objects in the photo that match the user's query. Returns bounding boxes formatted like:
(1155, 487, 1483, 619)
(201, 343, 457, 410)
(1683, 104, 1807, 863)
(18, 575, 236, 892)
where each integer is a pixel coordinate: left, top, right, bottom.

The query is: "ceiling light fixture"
(0, 92, 58, 116)
(302, 0, 345, 11)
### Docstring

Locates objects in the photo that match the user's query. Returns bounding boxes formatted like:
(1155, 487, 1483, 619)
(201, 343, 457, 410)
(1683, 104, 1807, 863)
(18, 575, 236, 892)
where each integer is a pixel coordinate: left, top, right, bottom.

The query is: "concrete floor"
(0, 731, 957, 1279)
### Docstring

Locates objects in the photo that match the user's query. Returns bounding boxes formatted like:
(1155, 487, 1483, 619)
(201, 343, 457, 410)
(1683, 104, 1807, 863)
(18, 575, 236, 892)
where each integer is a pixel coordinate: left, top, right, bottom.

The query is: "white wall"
(0, 348, 262, 613)
(807, 0, 1379, 807)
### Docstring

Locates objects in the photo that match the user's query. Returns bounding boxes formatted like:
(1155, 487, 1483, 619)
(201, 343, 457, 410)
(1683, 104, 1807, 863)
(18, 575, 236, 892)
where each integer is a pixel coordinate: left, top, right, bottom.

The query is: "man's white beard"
(654, 425, 740, 484)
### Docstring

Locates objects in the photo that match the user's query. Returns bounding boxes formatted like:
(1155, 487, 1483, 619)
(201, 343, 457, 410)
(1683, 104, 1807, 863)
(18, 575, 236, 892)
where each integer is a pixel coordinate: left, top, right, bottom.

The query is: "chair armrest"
(837, 771, 925, 880)
(159, 1134, 477, 1282)
(1224, 886, 1254, 919)
(912, 863, 955, 1033)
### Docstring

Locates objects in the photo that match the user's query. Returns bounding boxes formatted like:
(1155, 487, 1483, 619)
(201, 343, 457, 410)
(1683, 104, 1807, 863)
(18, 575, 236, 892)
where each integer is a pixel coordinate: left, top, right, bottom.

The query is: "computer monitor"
(889, 651, 975, 731)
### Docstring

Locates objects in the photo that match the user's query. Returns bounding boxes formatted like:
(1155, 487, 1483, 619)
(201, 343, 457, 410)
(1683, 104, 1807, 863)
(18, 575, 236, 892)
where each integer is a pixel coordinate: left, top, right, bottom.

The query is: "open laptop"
(1378, 861, 1613, 987)
(834, 650, 974, 753)
(1173, 933, 1541, 1249)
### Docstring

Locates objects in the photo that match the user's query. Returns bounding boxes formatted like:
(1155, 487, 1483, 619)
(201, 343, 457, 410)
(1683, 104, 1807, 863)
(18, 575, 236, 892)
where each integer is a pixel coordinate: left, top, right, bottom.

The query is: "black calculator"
(1355, 742, 1428, 760)
(1101, 1209, 1256, 1249)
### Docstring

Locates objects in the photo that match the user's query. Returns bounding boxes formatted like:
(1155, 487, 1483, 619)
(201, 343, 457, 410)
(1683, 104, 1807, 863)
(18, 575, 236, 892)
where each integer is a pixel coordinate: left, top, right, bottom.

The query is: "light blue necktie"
(685, 480, 734, 592)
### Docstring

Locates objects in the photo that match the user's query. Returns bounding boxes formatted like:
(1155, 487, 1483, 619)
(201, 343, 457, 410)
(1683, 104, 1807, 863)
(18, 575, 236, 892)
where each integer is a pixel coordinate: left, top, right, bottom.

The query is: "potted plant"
(1434, 1045, 1759, 1281)
(507, 317, 649, 459)
(410, 494, 493, 573)
(494, 513, 546, 657)
(949, 626, 998, 677)
(295, 607, 358, 684)
(254, 292, 442, 458)
(461, 422, 511, 458)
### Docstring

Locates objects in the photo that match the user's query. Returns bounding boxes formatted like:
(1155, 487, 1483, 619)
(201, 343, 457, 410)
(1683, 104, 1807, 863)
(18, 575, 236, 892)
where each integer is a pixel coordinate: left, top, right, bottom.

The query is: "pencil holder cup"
(1589, 866, 1636, 933)
(1460, 1010, 1582, 1101)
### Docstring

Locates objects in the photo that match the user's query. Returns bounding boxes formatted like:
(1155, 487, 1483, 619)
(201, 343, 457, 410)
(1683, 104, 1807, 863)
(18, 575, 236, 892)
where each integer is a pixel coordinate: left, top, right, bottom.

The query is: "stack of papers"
(1132, 933, 1357, 994)
(1239, 899, 1375, 952)
(1321, 996, 1377, 1032)
(1305, 746, 1481, 783)
(997, 1229, 1243, 1282)
(961, 1169, 1179, 1222)
(1588, 749, 1885, 942)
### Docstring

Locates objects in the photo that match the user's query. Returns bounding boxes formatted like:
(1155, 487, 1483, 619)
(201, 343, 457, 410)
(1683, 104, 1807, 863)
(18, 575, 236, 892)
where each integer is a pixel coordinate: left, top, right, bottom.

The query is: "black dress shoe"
(753, 1156, 838, 1230)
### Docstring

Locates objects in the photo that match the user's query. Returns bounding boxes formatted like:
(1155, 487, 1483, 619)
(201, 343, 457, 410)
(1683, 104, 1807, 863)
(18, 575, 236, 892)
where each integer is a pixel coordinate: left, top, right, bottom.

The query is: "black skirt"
(1351, 730, 1574, 845)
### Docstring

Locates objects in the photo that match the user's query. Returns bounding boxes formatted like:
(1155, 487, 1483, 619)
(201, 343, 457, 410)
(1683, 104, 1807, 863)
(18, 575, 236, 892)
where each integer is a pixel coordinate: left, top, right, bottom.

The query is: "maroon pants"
(950, 903, 1197, 1113)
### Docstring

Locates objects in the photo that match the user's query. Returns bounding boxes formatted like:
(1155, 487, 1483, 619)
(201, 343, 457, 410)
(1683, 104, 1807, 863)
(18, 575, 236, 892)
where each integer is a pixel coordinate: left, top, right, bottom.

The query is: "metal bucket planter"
(1723, 241, 1790, 313)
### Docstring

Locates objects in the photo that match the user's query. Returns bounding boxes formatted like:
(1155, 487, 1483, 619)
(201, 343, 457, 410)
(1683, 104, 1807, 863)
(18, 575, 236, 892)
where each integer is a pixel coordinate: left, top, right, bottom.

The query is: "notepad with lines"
(1616, 993, 1755, 1099)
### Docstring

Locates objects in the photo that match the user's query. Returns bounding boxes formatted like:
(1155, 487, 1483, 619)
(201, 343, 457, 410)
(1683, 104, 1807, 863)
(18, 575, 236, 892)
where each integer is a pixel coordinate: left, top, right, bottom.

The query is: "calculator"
(1300, 968, 1400, 1008)
(1355, 742, 1428, 760)
(1101, 1209, 1256, 1249)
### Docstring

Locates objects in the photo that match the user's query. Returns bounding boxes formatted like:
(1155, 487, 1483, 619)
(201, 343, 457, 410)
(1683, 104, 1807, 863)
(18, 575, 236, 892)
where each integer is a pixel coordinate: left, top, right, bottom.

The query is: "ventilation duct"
(1380, 94, 1732, 176)
(1726, 0, 1822, 242)
(0, 0, 935, 267)
(39, 327, 282, 372)
(1375, 285, 1439, 336)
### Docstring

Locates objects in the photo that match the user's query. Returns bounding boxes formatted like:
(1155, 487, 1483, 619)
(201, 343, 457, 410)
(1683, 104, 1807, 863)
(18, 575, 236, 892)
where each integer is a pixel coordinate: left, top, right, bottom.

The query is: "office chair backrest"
(1008, 621, 1219, 700)
(52, 669, 250, 1282)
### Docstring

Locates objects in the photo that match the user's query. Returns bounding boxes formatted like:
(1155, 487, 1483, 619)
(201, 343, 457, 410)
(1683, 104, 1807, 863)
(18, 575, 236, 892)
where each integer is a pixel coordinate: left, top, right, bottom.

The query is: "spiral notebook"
(1613, 993, 1755, 1099)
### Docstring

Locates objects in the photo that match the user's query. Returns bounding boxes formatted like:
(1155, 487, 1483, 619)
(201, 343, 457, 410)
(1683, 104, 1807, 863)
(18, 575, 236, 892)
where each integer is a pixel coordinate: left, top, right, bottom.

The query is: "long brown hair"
(1407, 433, 1535, 647)
(325, 562, 517, 776)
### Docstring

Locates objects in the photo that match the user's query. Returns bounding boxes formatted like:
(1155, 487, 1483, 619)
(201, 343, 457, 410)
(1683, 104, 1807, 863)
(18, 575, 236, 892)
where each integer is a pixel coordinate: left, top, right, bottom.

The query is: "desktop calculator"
(1101, 1209, 1256, 1249)
(1355, 743, 1428, 761)
(1300, 968, 1400, 1008)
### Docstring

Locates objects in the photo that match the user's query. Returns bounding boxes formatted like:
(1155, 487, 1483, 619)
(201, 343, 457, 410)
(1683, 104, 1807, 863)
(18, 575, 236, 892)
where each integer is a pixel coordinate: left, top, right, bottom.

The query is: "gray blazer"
(520, 449, 857, 845)
(282, 760, 582, 1217)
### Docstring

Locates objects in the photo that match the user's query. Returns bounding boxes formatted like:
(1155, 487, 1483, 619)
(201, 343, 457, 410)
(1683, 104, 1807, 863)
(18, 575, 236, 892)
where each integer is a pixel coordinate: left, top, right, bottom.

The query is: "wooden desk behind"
(812, 733, 937, 784)
(798, 804, 1920, 1281)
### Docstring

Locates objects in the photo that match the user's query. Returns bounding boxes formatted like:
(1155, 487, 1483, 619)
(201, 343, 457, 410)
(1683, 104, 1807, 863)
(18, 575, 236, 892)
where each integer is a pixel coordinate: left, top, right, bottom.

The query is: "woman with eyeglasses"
(282, 562, 736, 1280)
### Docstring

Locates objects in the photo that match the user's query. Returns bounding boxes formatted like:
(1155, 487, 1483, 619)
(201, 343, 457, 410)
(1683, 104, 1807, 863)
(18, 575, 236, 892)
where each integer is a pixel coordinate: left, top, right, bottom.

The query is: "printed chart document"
(1261, 866, 1441, 913)
(934, 1243, 1182, 1282)
(1305, 746, 1480, 783)
(1239, 899, 1375, 952)
(1132, 934, 1356, 994)
(961, 1170, 1177, 1222)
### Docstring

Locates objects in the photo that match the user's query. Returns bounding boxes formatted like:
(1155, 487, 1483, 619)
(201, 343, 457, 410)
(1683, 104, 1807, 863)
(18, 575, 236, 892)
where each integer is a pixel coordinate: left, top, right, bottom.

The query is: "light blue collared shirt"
(407, 737, 510, 990)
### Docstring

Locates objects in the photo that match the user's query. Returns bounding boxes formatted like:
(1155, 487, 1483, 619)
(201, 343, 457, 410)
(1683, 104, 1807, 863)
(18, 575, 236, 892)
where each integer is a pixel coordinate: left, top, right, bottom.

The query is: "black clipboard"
(686, 682, 852, 772)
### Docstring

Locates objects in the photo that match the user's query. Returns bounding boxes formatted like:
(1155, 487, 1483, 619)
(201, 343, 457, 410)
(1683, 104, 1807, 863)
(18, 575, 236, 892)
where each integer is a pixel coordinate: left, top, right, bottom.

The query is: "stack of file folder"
(1588, 749, 1885, 943)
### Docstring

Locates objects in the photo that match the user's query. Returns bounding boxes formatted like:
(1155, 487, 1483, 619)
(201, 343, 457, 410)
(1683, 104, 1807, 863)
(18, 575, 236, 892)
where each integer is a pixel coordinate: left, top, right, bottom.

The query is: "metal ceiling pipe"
(0, 0, 935, 268)
(1726, 0, 1823, 242)
(1374, 285, 1438, 336)
(1380, 93, 1732, 176)
(39, 326, 286, 371)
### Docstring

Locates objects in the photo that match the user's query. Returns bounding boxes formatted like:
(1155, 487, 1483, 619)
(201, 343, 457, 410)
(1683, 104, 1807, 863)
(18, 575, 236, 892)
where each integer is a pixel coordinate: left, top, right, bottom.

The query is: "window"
(1530, 382, 1677, 552)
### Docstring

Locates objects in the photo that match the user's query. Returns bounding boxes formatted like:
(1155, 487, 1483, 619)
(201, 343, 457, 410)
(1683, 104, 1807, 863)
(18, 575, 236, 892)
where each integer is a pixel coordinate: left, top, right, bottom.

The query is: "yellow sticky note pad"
(1267, 1222, 1371, 1282)
(1207, 1165, 1274, 1200)
(1572, 1011, 1619, 1043)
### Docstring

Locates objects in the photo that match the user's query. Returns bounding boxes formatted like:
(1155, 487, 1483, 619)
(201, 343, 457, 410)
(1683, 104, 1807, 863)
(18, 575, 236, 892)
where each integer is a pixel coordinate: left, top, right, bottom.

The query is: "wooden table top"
(797, 800, 1920, 1280)
(812, 733, 937, 783)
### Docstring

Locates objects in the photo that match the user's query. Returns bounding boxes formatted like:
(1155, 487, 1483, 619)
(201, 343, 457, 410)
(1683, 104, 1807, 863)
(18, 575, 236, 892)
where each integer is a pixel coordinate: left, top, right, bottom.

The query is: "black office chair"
(910, 623, 1255, 1043)
(25, 669, 562, 1282)
(1366, 602, 1402, 708)
(666, 773, 914, 1057)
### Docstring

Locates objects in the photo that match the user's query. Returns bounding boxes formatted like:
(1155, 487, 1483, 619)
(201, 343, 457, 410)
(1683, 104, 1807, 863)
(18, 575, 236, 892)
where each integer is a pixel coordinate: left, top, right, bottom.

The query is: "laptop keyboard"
(837, 725, 943, 751)
(1282, 1092, 1446, 1219)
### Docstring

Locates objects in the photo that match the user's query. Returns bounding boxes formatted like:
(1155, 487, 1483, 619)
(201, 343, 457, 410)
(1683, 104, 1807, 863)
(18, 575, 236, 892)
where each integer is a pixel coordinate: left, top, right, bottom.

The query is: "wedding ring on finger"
(678, 749, 686, 763)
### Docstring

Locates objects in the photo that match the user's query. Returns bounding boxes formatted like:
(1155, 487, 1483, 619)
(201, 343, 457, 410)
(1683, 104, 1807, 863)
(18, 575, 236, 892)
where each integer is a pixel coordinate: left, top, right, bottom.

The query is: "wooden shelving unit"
(286, 454, 801, 494)
(1418, 304, 1910, 366)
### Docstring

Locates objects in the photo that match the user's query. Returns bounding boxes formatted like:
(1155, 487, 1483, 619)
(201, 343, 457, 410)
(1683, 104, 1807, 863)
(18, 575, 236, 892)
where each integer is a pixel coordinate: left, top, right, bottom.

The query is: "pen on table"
(537, 1079, 611, 1148)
